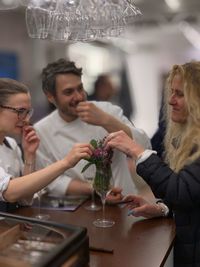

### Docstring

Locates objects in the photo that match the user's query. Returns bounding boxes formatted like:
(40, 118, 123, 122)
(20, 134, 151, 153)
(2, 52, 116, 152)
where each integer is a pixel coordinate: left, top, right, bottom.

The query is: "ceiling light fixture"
(0, 0, 142, 41)
(0, 0, 19, 9)
(179, 21, 200, 50)
(165, 0, 180, 11)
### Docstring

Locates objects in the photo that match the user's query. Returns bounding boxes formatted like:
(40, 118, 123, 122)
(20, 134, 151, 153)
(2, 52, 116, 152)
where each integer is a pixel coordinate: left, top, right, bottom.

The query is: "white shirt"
(0, 137, 23, 201)
(0, 137, 23, 177)
(35, 101, 151, 195)
(0, 166, 12, 201)
(0, 137, 33, 205)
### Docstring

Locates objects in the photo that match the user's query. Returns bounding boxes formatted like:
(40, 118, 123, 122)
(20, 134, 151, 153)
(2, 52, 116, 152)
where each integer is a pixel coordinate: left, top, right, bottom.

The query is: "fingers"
(77, 101, 93, 107)
(23, 125, 34, 132)
(75, 143, 94, 152)
(104, 132, 116, 143)
(23, 129, 39, 143)
(67, 143, 94, 167)
(123, 194, 139, 203)
(128, 207, 144, 217)
(127, 202, 159, 218)
(23, 126, 36, 136)
(106, 194, 122, 203)
(106, 187, 123, 203)
(73, 143, 93, 158)
(76, 101, 91, 112)
(123, 194, 135, 201)
(127, 205, 148, 217)
(76, 102, 100, 125)
(105, 130, 131, 144)
(103, 134, 115, 150)
(24, 130, 36, 139)
(104, 131, 124, 149)
(110, 187, 122, 194)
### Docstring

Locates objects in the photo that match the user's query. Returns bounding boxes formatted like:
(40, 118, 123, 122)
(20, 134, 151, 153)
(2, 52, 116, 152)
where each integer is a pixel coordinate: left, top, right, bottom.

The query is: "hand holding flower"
(104, 130, 145, 160)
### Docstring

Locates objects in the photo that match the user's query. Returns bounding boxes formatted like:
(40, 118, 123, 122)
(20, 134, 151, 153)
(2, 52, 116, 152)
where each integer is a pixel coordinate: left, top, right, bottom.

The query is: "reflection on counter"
(0, 213, 89, 267)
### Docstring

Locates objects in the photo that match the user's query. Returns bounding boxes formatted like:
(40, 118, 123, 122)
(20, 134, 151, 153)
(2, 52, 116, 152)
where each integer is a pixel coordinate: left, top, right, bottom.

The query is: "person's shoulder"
(0, 165, 10, 177)
(35, 110, 58, 128)
(91, 100, 121, 111)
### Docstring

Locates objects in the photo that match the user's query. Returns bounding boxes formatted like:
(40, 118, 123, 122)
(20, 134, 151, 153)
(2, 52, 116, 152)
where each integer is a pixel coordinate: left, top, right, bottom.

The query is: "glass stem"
(37, 193, 41, 216)
(102, 197, 106, 221)
(91, 189, 95, 205)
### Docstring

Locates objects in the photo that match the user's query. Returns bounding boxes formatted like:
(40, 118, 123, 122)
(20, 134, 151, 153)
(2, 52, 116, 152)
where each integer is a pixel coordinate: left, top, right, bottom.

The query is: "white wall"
(126, 49, 162, 137)
(120, 25, 200, 137)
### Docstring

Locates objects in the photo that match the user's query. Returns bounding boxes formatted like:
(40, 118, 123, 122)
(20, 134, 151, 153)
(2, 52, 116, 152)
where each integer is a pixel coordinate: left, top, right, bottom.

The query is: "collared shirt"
(0, 166, 12, 201)
(0, 137, 23, 177)
(0, 137, 23, 201)
(0, 137, 32, 205)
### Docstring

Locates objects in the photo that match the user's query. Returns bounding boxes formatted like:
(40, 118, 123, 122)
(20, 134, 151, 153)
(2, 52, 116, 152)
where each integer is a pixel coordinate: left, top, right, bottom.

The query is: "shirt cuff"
(135, 149, 157, 166)
(132, 128, 152, 149)
(0, 174, 12, 202)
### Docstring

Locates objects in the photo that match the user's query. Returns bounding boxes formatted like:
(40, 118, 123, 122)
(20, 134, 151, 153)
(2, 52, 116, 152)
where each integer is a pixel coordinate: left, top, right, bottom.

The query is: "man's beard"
(59, 105, 79, 120)
(57, 97, 86, 120)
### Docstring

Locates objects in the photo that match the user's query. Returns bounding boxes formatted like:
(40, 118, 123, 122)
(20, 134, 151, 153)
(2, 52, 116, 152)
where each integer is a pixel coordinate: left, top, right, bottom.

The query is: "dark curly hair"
(42, 58, 82, 97)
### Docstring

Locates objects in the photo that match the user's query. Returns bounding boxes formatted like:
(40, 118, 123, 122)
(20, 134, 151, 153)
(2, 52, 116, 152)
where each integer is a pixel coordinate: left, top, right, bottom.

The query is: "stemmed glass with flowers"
(93, 163, 115, 228)
(82, 164, 101, 211)
(82, 139, 115, 228)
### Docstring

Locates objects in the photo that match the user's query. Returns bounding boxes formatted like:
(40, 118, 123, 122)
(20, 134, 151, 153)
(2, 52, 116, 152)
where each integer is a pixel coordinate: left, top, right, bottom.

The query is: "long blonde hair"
(164, 61, 200, 171)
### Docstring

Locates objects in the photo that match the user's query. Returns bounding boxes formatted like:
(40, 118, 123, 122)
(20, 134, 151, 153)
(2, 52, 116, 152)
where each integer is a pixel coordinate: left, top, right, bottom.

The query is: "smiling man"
(34, 58, 151, 196)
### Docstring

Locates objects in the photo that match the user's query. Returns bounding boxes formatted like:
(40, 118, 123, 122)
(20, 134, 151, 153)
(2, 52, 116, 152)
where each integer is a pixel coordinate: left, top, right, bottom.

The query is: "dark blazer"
(137, 154, 200, 267)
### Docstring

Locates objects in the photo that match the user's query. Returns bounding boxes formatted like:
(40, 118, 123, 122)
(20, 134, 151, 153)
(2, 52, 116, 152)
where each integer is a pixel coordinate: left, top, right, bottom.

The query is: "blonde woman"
(105, 61, 200, 267)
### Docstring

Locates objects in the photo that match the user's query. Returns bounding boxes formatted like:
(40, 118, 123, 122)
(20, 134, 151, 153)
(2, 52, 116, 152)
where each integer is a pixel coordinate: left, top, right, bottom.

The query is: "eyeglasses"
(0, 105, 34, 120)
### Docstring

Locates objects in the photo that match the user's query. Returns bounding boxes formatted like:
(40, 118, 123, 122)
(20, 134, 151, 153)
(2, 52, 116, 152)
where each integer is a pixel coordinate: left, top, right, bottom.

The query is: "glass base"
(93, 218, 115, 228)
(84, 203, 101, 211)
(35, 214, 50, 220)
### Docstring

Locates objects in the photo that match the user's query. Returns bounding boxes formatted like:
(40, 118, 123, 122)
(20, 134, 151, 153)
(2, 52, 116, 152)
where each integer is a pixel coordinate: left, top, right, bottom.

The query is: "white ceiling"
(134, 0, 200, 26)
(116, 0, 200, 54)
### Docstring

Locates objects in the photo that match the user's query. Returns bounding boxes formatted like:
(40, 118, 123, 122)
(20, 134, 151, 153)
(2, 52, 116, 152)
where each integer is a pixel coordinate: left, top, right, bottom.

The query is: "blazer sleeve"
(137, 154, 200, 210)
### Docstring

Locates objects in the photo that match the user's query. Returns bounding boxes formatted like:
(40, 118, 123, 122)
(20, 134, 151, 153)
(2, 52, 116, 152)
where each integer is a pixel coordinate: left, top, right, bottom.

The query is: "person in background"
(88, 74, 117, 102)
(104, 61, 200, 267)
(34, 58, 151, 198)
(151, 90, 166, 158)
(0, 78, 92, 204)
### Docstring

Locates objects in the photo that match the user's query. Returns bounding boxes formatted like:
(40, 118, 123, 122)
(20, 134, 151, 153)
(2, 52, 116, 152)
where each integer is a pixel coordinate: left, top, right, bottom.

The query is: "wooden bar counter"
(12, 189, 175, 267)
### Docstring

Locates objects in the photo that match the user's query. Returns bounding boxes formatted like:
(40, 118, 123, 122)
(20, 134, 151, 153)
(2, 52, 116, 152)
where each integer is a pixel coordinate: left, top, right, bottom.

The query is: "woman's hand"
(106, 187, 123, 203)
(124, 195, 163, 219)
(104, 130, 144, 159)
(22, 125, 40, 156)
(65, 143, 93, 168)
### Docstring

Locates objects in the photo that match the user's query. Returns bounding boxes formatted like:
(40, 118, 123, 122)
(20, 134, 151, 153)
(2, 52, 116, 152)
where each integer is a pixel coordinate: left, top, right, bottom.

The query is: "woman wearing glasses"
(0, 79, 38, 178)
(0, 78, 92, 205)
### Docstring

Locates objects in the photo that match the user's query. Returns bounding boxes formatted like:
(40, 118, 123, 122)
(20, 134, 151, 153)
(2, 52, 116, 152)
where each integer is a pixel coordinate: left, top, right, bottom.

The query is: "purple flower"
(81, 138, 113, 173)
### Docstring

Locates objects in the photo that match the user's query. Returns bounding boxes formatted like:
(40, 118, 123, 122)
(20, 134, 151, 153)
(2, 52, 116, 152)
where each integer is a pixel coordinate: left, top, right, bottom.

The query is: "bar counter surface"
(12, 188, 175, 267)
